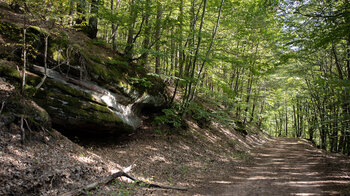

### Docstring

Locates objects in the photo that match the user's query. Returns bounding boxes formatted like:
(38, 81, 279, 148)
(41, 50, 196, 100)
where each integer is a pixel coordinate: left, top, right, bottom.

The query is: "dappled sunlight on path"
(198, 138, 350, 196)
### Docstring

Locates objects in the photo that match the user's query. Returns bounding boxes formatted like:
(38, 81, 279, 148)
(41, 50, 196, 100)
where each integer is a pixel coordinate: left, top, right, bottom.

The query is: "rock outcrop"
(0, 19, 168, 134)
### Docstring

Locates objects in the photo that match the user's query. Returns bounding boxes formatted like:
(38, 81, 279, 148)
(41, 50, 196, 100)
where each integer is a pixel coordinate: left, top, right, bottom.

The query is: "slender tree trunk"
(243, 75, 253, 124)
(140, 0, 151, 65)
(184, 0, 207, 106)
(249, 86, 259, 123)
(293, 104, 297, 137)
(155, 1, 162, 74)
(320, 106, 327, 150)
(278, 111, 283, 137)
(88, 0, 99, 39)
(170, 0, 184, 104)
(111, 0, 115, 50)
(187, 0, 224, 105)
(170, 27, 175, 78)
(275, 114, 279, 137)
(258, 86, 266, 127)
(297, 99, 301, 137)
(125, 0, 136, 59)
(22, 18, 27, 93)
(332, 44, 344, 80)
(111, 0, 120, 51)
(36, 34, 49, 89)
(285, 98, 288, 137)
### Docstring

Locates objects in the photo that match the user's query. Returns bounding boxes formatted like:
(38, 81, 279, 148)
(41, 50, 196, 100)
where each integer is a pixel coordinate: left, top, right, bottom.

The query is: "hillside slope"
(1, 75, 271, 195)
(0, 2, 272, 195)
(0, 1, 168, 135)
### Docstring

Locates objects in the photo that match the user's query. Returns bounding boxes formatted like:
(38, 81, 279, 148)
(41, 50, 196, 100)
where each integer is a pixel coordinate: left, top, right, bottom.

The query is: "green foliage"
(0, 62, 21, 79)
(110, 179, 136, 195)
(5, 0, 349, 155)
(188, 102, 211, 127)
(233, 151, 250, 160)
(92, 39, 108, 46)
(129, 77, 153, 88)
(153, 129, 163, 135)
(227, 139, 238, 149)
(154, 108, 182, 129)
(0, 22, 21, 41)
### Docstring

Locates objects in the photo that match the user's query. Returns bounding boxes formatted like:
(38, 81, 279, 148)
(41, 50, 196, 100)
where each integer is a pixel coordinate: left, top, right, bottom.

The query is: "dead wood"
(0, 101, 5, 114)
(59, 171, 187, 196)
(20, 116, 25, 144)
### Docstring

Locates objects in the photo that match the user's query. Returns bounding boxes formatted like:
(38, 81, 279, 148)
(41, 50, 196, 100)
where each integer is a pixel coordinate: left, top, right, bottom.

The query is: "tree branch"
(59, 171, 187, 196)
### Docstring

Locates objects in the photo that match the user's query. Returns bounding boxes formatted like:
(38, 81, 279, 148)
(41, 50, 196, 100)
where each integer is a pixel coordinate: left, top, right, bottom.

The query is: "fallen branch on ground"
(20, 116, 25, 144)
(0, 101, 5, 114)
(59, 171, 187, 196)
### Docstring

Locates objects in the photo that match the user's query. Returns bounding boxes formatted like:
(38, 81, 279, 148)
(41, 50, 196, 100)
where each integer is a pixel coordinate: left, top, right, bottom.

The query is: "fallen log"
(59, 171, 187, 196)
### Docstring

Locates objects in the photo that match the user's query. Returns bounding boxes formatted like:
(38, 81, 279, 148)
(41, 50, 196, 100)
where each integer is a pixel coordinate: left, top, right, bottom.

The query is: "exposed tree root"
(59, 171, 187, 196)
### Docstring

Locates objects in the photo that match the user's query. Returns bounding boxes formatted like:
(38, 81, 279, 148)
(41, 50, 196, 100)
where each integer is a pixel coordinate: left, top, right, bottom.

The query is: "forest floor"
(2, 112, 350, 195)
(72, 131, 350, 195)
(194, 137, 350, 196)
(1, 78, 350, 195)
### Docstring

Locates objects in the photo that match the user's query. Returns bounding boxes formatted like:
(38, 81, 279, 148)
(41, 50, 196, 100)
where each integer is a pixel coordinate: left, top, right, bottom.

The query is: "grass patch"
(233, 151, 250, 160)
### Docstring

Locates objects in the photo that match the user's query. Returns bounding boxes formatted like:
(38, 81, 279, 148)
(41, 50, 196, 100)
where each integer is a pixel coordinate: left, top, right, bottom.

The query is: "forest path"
(194, 138, 350, 196)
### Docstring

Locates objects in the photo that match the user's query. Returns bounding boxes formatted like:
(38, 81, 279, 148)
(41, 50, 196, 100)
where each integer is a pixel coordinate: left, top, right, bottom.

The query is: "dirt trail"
(195, 138, 350, 196)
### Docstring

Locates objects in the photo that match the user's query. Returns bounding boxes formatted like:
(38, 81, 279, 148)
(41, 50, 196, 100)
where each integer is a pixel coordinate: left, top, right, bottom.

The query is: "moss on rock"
(0, 18, 168, 134)
(33, 79, 131, 133)
(0, 61, 21, 79)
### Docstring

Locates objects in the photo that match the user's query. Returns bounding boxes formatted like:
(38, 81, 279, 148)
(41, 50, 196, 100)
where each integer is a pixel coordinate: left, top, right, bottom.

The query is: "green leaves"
(129, 77, 153, 88)
(154, 108, 182, 129)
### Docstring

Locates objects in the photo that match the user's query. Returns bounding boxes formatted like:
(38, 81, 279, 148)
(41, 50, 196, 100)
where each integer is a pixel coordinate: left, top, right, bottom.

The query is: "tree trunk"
(22, 15, 27, 93)
(111, 0, 115, 50)
(155, 1, 162, 74)
(285, 98, 288, 137)
(187, 0, 224, 104)
(293, 104, 297, 137)
(87, 0, 99, 39)
(140, 0, 151, 65)
(243, 75, 253, 124)
(170, 0, 184, 104)
(125, 0, 136, 60)
(36, 34, 49, 89)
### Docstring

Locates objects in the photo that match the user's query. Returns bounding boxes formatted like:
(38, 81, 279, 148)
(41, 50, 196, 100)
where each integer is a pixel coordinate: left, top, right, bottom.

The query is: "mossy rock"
(33, 79, 132, 133)
(0, 61, 21, 80)
(0, 18, 169, 135)
(3, 94, 51, 128)
(0, 22, 22, 41)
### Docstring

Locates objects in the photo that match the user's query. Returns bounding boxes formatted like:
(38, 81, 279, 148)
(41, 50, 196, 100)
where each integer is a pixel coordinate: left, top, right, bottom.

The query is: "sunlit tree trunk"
(125, 0, 136, 59)
(140, 0, 151, 66)
(170, 0, 184, 104)
(155, 1, 162, 74)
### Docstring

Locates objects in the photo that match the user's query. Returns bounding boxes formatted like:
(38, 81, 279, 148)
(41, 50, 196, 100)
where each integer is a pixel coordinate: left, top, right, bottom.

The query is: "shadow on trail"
(198, 138, 350, 196)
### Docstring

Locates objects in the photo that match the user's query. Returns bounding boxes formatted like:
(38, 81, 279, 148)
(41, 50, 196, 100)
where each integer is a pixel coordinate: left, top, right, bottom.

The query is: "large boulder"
(31, 65, 166, 133)
(0, 20, 168, 134)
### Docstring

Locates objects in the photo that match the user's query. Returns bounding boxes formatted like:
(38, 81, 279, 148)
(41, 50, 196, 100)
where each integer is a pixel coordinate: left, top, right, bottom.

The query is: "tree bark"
(22, 15, 27, 93)
(140, 0, 151, 65)
(155, 1, 162, 74)
(125, 0, 136, 60)
(87, 0, 99, 39)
